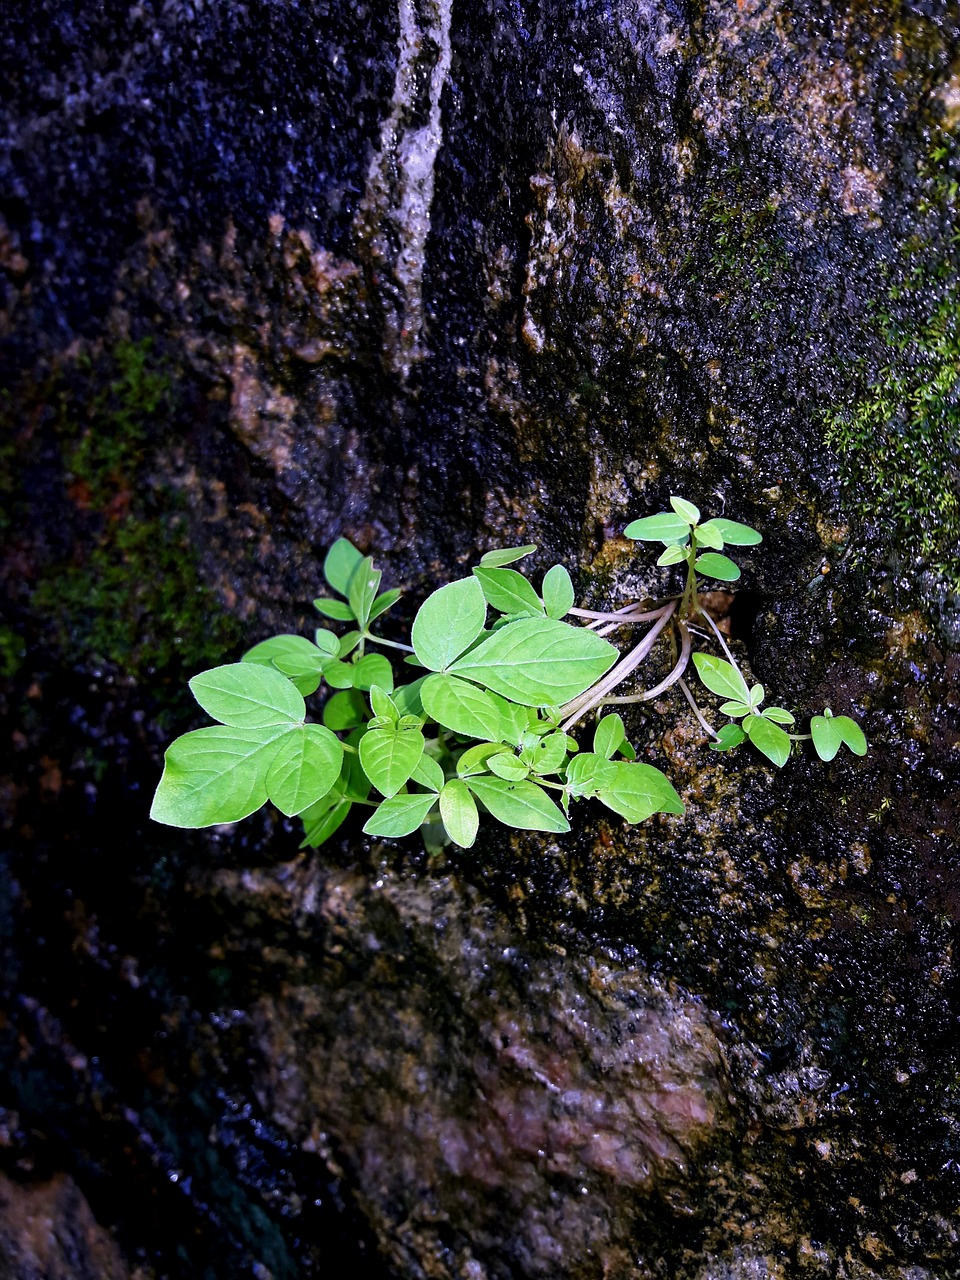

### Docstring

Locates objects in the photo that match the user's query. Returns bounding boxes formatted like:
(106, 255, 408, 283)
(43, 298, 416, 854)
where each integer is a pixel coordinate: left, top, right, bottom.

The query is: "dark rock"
(0, 1172, 130, 1280)
(2, 0, 960, 1277)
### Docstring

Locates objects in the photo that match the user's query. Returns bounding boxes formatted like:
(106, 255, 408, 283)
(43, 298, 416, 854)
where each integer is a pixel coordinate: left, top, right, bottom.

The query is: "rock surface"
(1, 1, 960, 1277)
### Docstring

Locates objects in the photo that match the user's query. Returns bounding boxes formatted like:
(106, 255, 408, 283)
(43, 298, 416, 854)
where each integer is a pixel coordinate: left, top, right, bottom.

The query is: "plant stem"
(599, 620, 692, 705)
(559, 602, 677, 732)
(677, 677, 719, 740)
(366, 632, 416, 653)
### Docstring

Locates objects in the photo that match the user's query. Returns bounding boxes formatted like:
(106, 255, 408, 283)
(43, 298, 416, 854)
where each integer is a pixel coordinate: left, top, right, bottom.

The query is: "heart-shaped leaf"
(743, 714, 791, 767)
(151, 724, 291, 827)
(359, 726, 425, 797)
(266, 724, 344, 816)
(411, 576, 487, 672)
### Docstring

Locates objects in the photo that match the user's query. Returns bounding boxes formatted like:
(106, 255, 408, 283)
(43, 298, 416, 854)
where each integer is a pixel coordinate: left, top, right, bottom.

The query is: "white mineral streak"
(357, 0, 453, 379)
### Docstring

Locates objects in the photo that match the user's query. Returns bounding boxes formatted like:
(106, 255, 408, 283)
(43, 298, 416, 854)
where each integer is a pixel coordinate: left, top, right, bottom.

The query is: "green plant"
(151, 499, 866, 850)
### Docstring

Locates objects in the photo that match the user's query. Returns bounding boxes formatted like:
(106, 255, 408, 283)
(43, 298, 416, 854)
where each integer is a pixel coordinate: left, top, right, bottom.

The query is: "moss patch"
(2, 338, 241, 681)
(824, 131, 960, 593)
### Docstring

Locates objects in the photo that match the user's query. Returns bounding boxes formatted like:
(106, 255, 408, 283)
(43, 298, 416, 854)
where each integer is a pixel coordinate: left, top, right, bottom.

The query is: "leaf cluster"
(152, 502, 868, 854)
(152, 540, 683, 849)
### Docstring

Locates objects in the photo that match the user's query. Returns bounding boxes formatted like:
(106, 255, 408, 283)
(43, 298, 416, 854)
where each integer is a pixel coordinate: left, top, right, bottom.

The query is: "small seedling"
(151, 499, 866, 850)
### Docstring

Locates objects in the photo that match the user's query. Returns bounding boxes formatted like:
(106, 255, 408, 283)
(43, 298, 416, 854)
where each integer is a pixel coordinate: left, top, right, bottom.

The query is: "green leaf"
(465, 776, 570, 833)
(313, 629, 341, 657)
(265, 724, 345, 816)
(313, 597, 356, 621)
(439, 778, 480, 848)
(657, 544, 688, 566)
(324, 538, 364, 595)
(472, 567, 544, 617)
(524, 732, 568, 775)
(486, 752, 529, 781)
(709, 724, 746, 752)
(341, 727, 372, 800)
(369, 685, 399, 723)
(456, 742, 503, 776)
(348, 557, 382, 631)
(243, 635, 324, 696)
(299, 796, 352, 848)
(392, 678, 426, 718)
(411, 753, 445, 792)
(565, 751, 617, 797)
(693, 522, 724, 551)
(189, 663, 305, 728)
(598, 760, 684, 821)
(718, 699, 752, 718)
(761, 706, 795, 726)
(351, 653, 395, 693)
(694, 553, 741, 582)
(810, 714, 843, 761)
(593, 713, 626, 760)
(490, 695, 530, 746)
(363, 792, 438, 838)
(834, 715, 867, 756)
(691, 653, 750, 703)
(338, 631, 363, 658)
(478, 544, 537, 567)
(743, 714, 791, 767)
(359, 726, 425, 797)
(321, 658, 356, 689)
(624, 512, 691, 543)
(710, 518, 762, 546)
(748, 683, 764, 707)
(323, 689, 367, 731)
(449, 617, 617, 706)
(542, 565, 575, 619)
(670, 496, 700, 524)
(421, 673, 502, 741)
(369, 588, 401, 621)
(411, 576, 487, 672)
(151, 725, 290, 827)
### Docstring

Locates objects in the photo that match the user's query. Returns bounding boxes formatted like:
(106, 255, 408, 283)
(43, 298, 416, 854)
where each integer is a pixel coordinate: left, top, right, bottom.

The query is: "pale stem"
(571, 604, 666, 625)
(366, 633, 416, 652)
(692, 603, 744, 674)
(599, 621, 692, 705)
(558, 602, 677, 732)
(677, 677, 719, 740)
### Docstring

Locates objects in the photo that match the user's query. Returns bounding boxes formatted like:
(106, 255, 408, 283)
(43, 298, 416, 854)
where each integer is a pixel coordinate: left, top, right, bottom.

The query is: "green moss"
(62, 337, 169, 506)
(824, 133, 960, 591)
(34, 515, 239, 676)
(0, 625, 26, 679)
(701, 191, 787, 290)
(4, 338, 242, 680)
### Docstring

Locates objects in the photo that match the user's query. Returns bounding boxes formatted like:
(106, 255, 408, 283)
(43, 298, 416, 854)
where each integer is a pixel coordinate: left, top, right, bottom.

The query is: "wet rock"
(3, 0, 960, 1277)
(205, 858, 730, 1275)
(0, 1172, 130, 1280)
